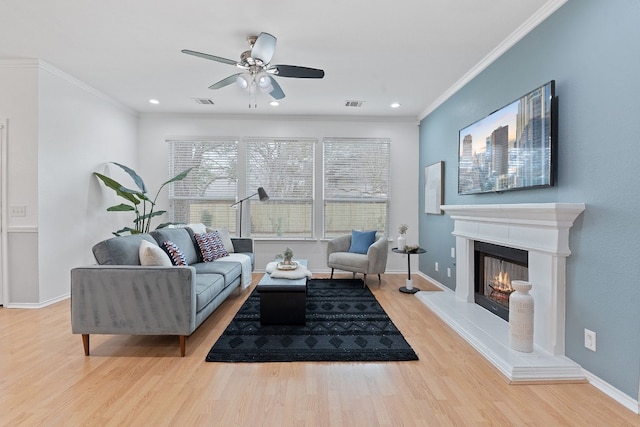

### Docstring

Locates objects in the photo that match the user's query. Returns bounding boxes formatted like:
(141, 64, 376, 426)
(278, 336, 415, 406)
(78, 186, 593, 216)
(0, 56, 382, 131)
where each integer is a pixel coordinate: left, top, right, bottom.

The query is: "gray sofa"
(71, 227, 253, 356)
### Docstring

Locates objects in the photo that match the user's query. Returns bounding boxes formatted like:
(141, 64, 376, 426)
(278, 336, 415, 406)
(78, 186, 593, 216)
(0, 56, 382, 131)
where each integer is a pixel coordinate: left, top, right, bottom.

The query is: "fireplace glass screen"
(474, 242, 528, 321)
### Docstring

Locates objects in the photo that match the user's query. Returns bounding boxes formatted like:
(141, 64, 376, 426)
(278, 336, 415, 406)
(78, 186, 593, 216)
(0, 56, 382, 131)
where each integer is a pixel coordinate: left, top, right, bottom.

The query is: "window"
(323, 138, 390, 238)
(168, 139, 238, 231)
(245, 138, 315, 237)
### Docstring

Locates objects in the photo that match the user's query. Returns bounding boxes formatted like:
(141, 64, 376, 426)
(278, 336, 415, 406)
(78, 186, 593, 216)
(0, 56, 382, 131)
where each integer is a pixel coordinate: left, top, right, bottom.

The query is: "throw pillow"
(194, 231, 229, 262)
(348, 230, 377, 254)
(162, 241, 188, 266)
(214, 227, 235, 253)
(139, 240, 172, 266)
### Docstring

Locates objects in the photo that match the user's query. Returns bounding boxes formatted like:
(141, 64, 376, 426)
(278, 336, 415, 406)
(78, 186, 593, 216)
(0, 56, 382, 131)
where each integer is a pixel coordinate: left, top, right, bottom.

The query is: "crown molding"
(0, 59, 136, 116)
(418, 0, 568, 121)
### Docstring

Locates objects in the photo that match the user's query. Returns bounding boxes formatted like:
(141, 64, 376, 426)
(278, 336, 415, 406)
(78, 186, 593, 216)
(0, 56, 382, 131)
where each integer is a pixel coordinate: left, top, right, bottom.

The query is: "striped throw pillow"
(195, 231, 229, 262)
(162, 241, 188, 266)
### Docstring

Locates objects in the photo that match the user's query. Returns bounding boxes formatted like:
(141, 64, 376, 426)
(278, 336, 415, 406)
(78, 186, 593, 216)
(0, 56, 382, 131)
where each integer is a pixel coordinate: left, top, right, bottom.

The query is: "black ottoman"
(256, 280, 307, 325)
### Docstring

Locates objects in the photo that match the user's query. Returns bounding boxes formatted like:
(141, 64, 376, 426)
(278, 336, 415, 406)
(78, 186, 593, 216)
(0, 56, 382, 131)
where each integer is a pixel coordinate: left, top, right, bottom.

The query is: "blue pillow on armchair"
(348, 230, 377, 254)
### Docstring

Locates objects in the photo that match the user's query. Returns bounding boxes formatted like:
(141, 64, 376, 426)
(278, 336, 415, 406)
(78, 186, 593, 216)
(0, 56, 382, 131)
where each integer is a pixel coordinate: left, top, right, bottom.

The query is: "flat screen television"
(458, 80, 556, 195)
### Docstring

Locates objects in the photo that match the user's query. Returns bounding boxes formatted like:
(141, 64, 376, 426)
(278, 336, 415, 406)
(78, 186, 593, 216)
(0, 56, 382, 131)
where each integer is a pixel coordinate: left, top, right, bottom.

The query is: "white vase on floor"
(509, 280, 534, 353)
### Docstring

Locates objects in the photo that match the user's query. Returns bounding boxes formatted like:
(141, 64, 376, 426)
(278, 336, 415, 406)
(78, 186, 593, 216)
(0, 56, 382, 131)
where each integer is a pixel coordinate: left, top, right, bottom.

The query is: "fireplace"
(416, 203, 586, 383)
(474, 242, 528, 321)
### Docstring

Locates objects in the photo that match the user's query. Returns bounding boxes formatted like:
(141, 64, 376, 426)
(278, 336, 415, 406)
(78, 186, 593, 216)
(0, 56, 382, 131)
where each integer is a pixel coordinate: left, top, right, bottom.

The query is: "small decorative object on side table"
(392, 246, 427, 294)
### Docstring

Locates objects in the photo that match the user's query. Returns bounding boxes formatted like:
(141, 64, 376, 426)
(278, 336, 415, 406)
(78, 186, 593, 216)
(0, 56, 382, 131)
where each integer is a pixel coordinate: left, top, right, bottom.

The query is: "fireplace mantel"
(441, 203, 585, 256)
(416, 202, 586, 383)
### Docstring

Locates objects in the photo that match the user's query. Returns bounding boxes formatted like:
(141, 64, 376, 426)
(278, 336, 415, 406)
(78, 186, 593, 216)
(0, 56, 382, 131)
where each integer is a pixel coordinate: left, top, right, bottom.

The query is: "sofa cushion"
(194, 231, 229, 262)
(139, 240, 172, 266)
(195, 274, 226, 312)
(92, 234, 157, 265)
(192, 260, 242, 284)
(162, 241, 188, 266)
(349, 230, 377, 254)
(213, 227, 235, 253)
(151, 228, 199, 264)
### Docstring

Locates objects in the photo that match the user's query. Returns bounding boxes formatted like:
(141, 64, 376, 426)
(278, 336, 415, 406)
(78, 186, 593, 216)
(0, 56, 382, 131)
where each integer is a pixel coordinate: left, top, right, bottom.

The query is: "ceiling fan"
(182, 32, 325, 107)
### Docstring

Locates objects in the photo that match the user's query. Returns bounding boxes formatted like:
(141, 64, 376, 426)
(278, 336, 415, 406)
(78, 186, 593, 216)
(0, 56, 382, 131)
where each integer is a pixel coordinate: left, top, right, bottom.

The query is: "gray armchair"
(326, 232, 388, 285)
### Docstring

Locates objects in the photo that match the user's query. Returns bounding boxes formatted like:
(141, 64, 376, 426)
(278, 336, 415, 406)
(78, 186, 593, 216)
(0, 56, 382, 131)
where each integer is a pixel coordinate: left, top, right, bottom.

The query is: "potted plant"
(94, 162, 192, 236)
(276, 247, 294, 265)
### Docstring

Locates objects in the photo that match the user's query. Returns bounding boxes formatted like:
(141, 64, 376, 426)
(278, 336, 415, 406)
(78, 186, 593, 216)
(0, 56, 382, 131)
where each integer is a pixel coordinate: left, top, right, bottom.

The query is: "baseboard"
(415, 272, 639, 414)
(583, 370, 639, 414)
(4, 293, 69, 309)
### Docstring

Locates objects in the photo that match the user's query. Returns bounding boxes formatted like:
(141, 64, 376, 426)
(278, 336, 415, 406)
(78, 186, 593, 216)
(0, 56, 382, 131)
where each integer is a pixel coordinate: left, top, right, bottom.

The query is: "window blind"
(168, 139, 239, 230)
(323, 138, 390, 238)
(245, 138, 315, 237)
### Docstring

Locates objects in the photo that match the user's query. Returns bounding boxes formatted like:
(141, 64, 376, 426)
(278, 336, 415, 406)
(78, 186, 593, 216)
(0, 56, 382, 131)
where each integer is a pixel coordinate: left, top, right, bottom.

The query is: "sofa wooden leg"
(179, 335, 186, 357)
(82, 334, 90, 356)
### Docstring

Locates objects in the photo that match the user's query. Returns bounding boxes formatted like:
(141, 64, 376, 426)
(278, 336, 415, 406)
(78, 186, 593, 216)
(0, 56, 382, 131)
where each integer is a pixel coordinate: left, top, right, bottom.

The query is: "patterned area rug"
(205, 278, 419, 362)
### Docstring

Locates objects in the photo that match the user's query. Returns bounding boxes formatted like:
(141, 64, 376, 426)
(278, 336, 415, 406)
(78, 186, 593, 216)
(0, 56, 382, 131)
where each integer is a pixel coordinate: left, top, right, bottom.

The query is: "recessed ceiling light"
(390, 102, 400, 108)
(149, 99, 159, 104)
(270, 101, 279, 107)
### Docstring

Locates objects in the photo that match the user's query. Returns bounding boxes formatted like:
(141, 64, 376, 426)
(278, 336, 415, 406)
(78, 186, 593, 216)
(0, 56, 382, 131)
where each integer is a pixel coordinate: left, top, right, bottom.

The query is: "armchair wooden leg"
(363, 274, 367, 287)
(378, 274, 382, 284)
(179, 335, 186, 357)
(82, 334, 90, 356)
(330, 269, 334, 279)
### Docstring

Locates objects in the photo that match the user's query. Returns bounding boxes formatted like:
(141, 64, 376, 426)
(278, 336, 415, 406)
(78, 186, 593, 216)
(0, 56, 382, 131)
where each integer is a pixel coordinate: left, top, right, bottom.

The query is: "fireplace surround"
(416, 203, 586, 382)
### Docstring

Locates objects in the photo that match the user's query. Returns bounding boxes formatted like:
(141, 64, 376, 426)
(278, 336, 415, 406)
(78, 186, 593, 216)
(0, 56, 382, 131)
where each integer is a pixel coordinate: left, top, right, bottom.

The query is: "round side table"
(391, 247, 426, 294)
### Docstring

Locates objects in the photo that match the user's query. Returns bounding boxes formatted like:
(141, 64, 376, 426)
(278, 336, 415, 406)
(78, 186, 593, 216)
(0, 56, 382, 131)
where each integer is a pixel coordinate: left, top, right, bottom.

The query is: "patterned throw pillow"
(195, 231, 229, 262)
(162, 241, 188, 266)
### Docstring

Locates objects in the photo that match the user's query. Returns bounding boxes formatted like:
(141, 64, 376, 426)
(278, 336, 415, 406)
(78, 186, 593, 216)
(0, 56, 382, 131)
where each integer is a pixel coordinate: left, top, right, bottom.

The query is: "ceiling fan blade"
(181, 49, 237, 66)
(274, 65, 325, 79)
(268, 78, 285, 100)
(251, 32, 277, 64)
(209, 73, 242, 90)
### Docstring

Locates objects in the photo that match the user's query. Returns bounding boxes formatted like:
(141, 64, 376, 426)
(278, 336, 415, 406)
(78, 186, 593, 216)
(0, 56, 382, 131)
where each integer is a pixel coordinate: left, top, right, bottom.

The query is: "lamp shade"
(257, 187, 269, 201)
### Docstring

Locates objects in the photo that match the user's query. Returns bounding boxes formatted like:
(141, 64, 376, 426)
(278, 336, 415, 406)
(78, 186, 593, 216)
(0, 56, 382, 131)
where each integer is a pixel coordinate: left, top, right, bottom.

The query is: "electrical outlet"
(10, 205, 26, 217)
(451, 247, 455, 258)
(435, 262, 439, 272)
(584, 329, 596, 351)
(447, 267, 451, 277)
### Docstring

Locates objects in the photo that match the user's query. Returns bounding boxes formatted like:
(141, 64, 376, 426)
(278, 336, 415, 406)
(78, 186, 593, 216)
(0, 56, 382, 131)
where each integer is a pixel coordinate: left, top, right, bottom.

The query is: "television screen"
(458, 81, 555, 195)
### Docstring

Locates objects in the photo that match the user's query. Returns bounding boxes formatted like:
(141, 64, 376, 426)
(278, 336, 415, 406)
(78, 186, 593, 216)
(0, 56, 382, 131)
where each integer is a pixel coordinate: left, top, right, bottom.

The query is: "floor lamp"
(230, 187, 269, 237)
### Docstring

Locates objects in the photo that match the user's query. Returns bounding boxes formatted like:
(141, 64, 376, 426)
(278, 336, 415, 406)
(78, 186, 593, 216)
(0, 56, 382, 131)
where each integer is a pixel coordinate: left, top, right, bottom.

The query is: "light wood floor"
(1, 273, 638, 426)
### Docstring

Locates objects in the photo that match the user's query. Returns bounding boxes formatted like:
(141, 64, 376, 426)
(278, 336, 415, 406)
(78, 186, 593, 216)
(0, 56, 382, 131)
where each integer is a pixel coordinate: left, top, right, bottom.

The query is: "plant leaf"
(161, 167, 193, 186)
(135, 210, 166, 223)
(94, 173, 139, 205)
(112, 162, 147, 194)
(107, 204, 135, 212)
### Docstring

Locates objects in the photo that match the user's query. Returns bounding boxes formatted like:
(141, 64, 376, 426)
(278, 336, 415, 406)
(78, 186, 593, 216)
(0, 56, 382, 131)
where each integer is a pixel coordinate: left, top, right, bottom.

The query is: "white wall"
(36, 63, 138, 305)
(0, 60, 138, 306)
(137, 113, 420, 273)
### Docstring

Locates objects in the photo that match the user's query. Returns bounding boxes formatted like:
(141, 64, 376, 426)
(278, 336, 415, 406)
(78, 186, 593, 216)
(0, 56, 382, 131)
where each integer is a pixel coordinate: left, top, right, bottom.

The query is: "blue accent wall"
(419, 0, 640, 400)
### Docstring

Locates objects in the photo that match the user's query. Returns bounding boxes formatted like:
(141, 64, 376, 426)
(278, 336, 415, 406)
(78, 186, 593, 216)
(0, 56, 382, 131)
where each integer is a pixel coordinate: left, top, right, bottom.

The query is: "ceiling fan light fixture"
(236, 73, 251, 89)
(256, 72, 271, 89)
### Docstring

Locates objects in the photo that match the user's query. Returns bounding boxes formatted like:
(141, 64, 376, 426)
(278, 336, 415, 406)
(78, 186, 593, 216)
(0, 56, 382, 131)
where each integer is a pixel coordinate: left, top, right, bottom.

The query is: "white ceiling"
(0, 0, 560, 118)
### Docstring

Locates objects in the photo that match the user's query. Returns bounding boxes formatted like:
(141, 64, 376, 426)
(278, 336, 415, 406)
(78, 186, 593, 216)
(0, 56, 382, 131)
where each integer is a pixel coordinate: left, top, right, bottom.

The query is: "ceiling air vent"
(193, 98, 215, 105)
(345, 100, 364, 108)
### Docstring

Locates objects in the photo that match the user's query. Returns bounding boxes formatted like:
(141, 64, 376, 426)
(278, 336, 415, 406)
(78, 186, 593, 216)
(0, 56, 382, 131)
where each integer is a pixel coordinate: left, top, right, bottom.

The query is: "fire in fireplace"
(474, 242, 528, 321)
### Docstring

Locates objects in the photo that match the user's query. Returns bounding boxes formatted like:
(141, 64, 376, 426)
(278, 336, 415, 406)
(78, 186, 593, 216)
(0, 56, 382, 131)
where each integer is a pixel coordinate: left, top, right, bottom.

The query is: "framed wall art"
(425, 161, 444, 214)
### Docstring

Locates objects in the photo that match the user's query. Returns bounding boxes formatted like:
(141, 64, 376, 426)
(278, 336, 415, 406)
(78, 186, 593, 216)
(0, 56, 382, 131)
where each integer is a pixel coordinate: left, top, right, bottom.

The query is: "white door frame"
(0, 119, 7, 306)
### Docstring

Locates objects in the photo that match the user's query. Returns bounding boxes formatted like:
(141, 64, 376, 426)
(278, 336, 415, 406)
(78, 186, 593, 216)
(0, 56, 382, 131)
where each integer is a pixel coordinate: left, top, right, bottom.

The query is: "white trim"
(583, 370, 640, 414)
(418, 0, 569, 120)
(7, 225, 38, 233)
(0, 59, 136, 117)
(4, 293, 69, 309)
(0, 119, 6, 306)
